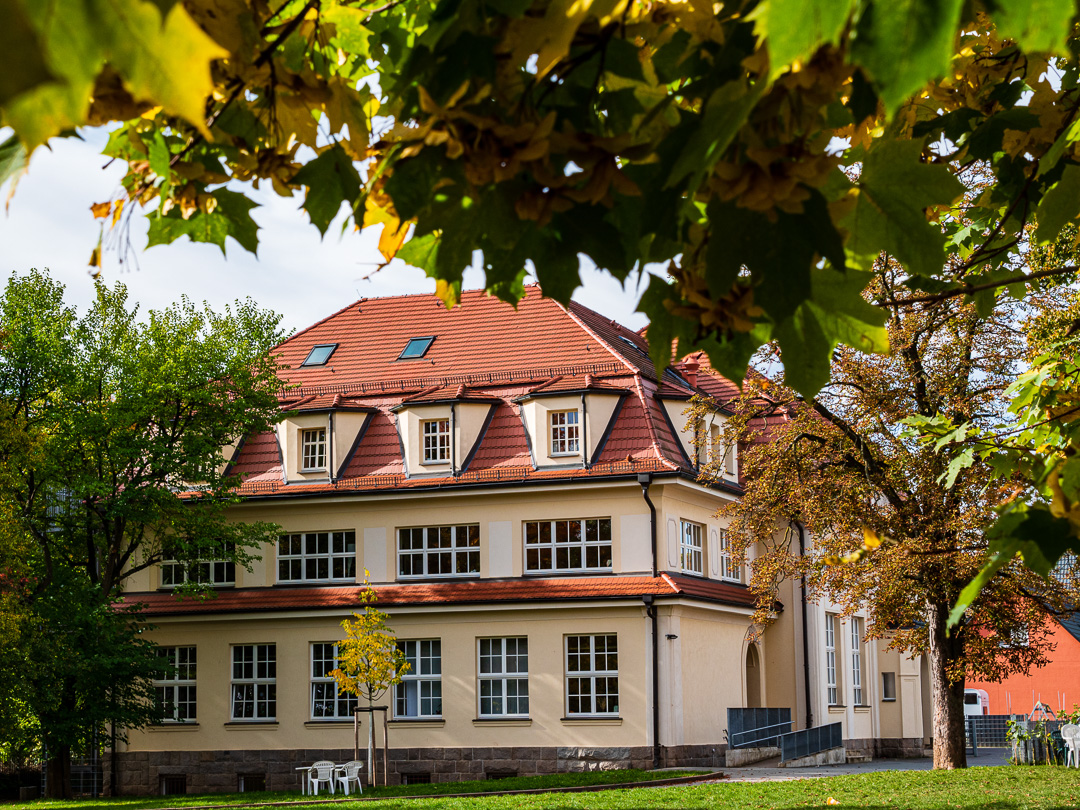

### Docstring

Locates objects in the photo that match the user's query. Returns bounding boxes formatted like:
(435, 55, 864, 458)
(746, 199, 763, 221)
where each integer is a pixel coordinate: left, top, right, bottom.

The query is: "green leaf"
(1036, 163, 1080, 244)
(750, 0, 857, 76)
(706, 188, 846, 325)
(0, 134, 27, 190)
(843, 138, 965, 278)
(148, 130, 171, 179)
(0, 0, 56, 106)
(292, 145, 362, 236)
(949, 506, 1080, 629)
(147, 209, 229, 252)
(990, 0, 1075, 55)
(773, 267, 889, 396)
(213, 188, 260, 254)
(396, 232, 440, 272)
(666, 78, 765, 190)
(322, 6, 373, 56)
(850, 0, 964, 115)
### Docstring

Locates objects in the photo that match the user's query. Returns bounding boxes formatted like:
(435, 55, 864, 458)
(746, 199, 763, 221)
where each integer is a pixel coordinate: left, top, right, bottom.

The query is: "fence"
(966, 714, 1017, 749)
(779, 722, 843, 763)
(726, 708, 792, 749)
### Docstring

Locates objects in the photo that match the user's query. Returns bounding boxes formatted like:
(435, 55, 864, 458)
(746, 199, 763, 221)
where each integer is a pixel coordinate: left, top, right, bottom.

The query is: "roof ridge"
(632, 374, 676, 466)
(401, 385, 441, 403)
(562, 301, 641, 375)
(526, 375, 564, 395)
(660, 572, 681, 593)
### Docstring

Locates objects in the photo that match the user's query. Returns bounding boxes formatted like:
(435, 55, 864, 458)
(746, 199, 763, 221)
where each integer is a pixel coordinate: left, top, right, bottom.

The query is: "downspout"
(639, 473, 661, 768)
(795, 520, 813, 730)
(328, 410, 335, 483)
(450, 402, 458, 477)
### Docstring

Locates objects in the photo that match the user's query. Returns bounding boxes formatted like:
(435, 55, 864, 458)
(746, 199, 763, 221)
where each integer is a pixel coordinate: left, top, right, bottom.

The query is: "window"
(231, 644, 276, 721)
(395, 640, 441, 718)
(825, 613, 838, 706)
(566, 635, 619, 716)
(399, 336, 435, 359)
(155, 646, 196, 722)
(478, 638, 529, 718)
(398, 525, 480, 578)
(725, 442, 737, 477)
(851, 617, 864, 705)
(160, 558, 235, 588)
(422, 419, 450, 463)
(708, 423, 722, 466)
(882, 672, 896, 701)
(718, 529, 740, 582)
(301, 428, 327, 471)
(278, 530, 356, 582)
(301, 344, 337, 367)
(524, 518, 612, 572)
(679, 520, 703, 574)
(311, 643, 358, 720)
(549, 410, 580, 455)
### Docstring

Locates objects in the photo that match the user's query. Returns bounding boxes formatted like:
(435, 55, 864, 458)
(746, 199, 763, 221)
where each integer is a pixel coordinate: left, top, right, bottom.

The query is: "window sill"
(299, 468, 327, 474)
(272, 580, 357, 587)
(225, 721, 279, 728)
(854, 705, 871, 712)
(473, 718, 531, 726)
(561, 716, 622, 725)
(388, 719, 445, 728)
(881, 698, 897, 703)
(550, 453, 581, 459)
(304, 720, 356, 727)
(420, 461, 451, 467)
(827, 705, 846, 712)
(147, 723, 200, 732)
(523, 569, 614, 578)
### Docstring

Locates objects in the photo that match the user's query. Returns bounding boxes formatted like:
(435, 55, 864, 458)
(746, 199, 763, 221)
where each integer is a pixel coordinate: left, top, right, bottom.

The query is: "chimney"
(680, 358, 699, 388)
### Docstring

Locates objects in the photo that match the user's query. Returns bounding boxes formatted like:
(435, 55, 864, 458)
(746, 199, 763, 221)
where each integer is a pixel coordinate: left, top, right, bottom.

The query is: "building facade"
(114, 288, 928, 794)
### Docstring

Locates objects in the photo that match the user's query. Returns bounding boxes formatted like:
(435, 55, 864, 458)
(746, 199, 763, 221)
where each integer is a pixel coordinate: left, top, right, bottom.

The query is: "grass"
(8, 766, 1080, 810)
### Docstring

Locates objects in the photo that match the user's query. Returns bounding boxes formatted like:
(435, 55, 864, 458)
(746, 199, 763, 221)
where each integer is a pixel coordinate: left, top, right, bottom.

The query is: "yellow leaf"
(511, 0, 626, 78)
(862, 528, 882, 549)
(91, 201, 112, 219)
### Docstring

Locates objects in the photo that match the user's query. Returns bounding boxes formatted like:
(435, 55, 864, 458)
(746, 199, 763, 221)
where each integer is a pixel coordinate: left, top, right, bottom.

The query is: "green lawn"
(10, 767, 1080, 810)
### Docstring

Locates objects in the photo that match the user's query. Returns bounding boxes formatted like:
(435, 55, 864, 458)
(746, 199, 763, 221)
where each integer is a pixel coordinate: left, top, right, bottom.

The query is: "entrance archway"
(745, 644, 762, 708)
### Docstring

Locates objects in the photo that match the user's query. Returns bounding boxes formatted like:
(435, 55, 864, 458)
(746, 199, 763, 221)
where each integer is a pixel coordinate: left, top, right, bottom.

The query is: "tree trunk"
(45, 741, 73, 800)
(928, 601, 967, 769)
(367, 699, 375, 786)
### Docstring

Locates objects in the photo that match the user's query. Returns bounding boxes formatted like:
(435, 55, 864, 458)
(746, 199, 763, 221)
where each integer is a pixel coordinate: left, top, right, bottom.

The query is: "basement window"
(400, 772, 431, 785)
(301, 344, 337, 366)
(399, 336, 435, 359)
(160, 775, 187, 795)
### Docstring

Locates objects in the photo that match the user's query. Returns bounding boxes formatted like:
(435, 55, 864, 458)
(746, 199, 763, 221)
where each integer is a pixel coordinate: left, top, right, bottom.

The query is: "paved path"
(717, 749, 1011, 783)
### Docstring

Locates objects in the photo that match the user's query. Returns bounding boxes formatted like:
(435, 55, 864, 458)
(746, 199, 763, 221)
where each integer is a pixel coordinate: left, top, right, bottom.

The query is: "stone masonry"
(106, 743, 726, 795)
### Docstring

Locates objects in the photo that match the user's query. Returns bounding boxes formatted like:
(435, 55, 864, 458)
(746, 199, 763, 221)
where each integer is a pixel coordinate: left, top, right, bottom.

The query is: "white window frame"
(395, 640, 442, 719)
(478, 637, 529, 718)
(549, 409, 580, 456)
(524, 517, 612, 573)
(718, 528, 740, 582)
(679, 519, 703, 575)
(231, 644, 276, 721)
(397, 525, 480, 579)
(160, 558, 235, 588)
(300, 427, 327, 471)
(155, 646, 197, 723)
(278, 530, 356, 582)
(421, 419, 451, 464)
(851, 617, 864, 705)
(825, 613, 838, 706)
(565, 634, 619, 716)
(310, 643, 358, 720)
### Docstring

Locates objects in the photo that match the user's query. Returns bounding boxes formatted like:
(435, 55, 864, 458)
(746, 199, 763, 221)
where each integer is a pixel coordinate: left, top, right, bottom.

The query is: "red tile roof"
(123, 574, 756, 616)
(223, 286, 748, 496)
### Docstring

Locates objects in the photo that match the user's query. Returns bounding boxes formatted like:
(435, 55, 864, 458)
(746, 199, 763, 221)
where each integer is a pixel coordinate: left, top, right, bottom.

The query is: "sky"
(0, 129, 656, 337)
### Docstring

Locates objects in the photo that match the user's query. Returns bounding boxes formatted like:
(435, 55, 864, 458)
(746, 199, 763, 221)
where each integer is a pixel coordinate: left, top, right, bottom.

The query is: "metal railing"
(779, 722, 843, 763)
(726, 708, 792, 749)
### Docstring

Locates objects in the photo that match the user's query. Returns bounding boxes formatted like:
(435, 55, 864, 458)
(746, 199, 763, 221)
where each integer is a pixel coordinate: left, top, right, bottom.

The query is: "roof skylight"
(399, 336, 435, 359)
(301, 343, 337, 366)
(617, 335, 648, 356)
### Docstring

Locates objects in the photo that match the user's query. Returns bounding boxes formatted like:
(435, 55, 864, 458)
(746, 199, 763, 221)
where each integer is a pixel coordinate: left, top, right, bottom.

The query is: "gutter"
(638, 472, 661, 768)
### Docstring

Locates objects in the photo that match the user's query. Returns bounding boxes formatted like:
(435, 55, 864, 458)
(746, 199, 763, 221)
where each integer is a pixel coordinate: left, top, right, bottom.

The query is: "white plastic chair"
(1061, 724, 1079, 768)
(307, 760, 336, 795)
(335, 760, 364, 795)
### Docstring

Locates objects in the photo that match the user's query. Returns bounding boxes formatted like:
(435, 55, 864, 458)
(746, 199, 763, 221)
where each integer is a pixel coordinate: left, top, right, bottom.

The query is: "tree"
(329, 577, 409, 786)
(0, 269, 286, 797)
(4, 1, 1080, 628)
(701, 265, 1080, 769)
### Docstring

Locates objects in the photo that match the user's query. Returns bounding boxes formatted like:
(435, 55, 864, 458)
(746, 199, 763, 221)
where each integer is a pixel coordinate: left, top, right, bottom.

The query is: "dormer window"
(301, 344, 337, 366)
(399, 336, 435, 359)
(550, 410, 580, 456)
(422, 419, 450, 463)
(301, 428, 326, 471)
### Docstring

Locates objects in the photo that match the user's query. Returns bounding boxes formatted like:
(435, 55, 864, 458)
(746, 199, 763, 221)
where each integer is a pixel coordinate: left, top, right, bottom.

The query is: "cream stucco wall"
(519, 393, 621, 468)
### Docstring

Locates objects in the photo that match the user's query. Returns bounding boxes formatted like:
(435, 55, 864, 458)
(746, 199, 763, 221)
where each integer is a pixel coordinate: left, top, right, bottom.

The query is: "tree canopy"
(704, 267, 1080, 769)
(0, 270, 286, 796)
(3, 1, 1080, 395)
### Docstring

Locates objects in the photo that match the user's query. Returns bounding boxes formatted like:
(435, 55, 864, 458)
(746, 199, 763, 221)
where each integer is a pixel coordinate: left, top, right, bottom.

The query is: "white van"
(964, 688, 989, 716)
